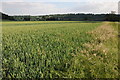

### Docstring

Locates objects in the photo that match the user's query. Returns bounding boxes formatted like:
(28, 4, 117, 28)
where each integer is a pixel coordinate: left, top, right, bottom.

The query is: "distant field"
(2, 21, 118, 78)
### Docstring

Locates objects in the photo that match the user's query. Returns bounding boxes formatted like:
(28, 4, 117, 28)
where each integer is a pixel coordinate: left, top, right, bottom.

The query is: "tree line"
(1, 12, 120, 21)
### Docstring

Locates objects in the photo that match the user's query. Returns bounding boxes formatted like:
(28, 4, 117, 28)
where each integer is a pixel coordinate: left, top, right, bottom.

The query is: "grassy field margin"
(69, 22, 118, 78)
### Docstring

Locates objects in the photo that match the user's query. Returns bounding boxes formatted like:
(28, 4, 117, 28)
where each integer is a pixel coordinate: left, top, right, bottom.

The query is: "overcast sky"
(1, 0, 119, 15)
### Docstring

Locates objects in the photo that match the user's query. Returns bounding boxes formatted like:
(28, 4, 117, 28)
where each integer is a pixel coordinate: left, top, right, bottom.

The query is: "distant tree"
(1, 12, 11, 20)
(84, 16, 89, 21)
(46, 17, 56, 21)
(24, 16, 30, 21)
(1, 12, 119, 21)
(105, 14, 119, 21)
(42, 16, 46, 21)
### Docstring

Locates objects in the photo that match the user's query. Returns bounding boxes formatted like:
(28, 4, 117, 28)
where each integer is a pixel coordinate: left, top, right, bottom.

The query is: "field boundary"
(69, 22, 118, 78)
(82, 22, 117, 56)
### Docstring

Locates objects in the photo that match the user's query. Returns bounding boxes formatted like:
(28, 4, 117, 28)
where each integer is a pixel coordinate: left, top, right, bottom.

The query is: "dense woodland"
(1, 12, 120, 21)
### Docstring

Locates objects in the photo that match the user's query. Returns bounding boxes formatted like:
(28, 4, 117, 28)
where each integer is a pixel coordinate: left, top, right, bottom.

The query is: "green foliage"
(1, 12, 120, 21)
(2, 21, 118, 78)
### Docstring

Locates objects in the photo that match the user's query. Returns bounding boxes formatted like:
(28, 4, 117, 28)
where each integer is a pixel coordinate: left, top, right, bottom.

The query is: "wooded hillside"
(1, 12, 120, 21)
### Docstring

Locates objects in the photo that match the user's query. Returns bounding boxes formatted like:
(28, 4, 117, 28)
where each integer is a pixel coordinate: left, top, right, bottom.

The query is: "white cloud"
(71, 2, 118, 14)
(1, 2, 118, 15)
(2, 2, 69, 15)
(0, 2, 2, 12)
(2, 0, 119, 2)
(2, 0, 24, 2)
